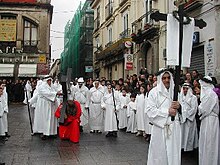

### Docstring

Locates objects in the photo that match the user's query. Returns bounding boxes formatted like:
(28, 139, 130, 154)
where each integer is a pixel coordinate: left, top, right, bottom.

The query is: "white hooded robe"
(146, 71, 181, 165)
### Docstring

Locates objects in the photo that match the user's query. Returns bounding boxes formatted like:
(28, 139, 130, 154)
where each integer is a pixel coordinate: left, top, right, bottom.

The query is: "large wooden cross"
(59, 68, 72, 124)
(150, 1, 206, 121)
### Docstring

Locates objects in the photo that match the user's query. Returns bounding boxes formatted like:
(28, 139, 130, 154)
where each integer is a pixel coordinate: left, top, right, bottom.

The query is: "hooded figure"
(33, 75, 60, 139)
(1, 83, 9, 138)
(146, 69, 182, 165)
(87, 79, 105, 133)
(71, 77, 89, 131)
(180, 83, 198, 151)
(23, 80, 32, 105)
(198, 76, 219, 165)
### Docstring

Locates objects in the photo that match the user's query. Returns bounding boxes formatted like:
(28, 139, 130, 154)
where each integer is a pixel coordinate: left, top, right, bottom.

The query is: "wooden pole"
(172, 4, 184, 121)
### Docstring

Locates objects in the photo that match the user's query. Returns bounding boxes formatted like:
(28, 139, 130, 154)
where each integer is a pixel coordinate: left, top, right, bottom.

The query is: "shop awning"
(18, 64, 37, 77)
(0, 64, 14, 77)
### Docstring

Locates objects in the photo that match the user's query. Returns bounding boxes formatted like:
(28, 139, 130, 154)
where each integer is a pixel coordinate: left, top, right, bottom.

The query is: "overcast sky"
(50, 0, 85, 60)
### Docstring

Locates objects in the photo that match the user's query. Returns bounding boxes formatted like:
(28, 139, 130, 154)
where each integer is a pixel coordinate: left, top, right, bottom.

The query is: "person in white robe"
(1, 83, 9, 138)
(101, 84, 119, 137)
(180, 83, 198, 152)
(126, 93, 137, 133)
(0, 86, 6, 141)
(118, 88, 130, 130)
(33, 76, 61, 140)
(136, 84, 147, 137)
(29, 80, 43, 108)
(23, 80, 32, 105)
(144, 94, 152, 141)
(88, 79, 105, 133)
(198, 76, 219, 165)
(53, 79, 63, 106)
(146, 69, 182, 165)
(72, 77, 89, 132)
(29, 80, 43, 126)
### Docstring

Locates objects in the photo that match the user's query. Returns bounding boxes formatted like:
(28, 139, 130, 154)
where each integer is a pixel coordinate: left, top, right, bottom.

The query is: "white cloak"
(180, 94, 198, 151)
(88, 85, 105, 130)
(2, 89, 8, 133)
(33, 82, 58, 136)
(198, 89, 219, 165)
(144, 96, 152, 134)
(126, 101, 137, 133)
(136, 94, 145, 131)
(118, 93, 130, 129)
(0, 95, 6, 136)
(101, 92, 119, 132)
(146, 87, 181, 165)
(72, 84, 89, 126)
(23, 81, 32, 104)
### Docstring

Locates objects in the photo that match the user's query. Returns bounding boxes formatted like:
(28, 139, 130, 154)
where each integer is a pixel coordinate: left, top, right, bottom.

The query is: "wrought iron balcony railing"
(119, 28, 131, 39)
(131, 9, 158, 34)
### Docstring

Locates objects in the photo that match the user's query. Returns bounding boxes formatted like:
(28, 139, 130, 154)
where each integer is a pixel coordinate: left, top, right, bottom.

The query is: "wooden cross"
(59, 68, 72, 124)
(150, 1, 206, 121)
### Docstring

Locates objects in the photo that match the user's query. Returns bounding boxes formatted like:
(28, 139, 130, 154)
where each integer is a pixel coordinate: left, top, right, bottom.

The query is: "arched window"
(23, 19, 38, 46)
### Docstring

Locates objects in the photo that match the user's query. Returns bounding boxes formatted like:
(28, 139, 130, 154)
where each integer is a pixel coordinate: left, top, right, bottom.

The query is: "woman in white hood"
(198, 76, 219, 165)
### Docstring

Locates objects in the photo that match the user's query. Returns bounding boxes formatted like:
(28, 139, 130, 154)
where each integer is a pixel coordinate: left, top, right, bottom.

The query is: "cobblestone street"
(0, 104, 198, 165)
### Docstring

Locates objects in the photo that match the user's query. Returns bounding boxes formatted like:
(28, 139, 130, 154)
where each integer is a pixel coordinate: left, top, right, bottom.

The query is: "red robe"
(55, 101, 82, 143)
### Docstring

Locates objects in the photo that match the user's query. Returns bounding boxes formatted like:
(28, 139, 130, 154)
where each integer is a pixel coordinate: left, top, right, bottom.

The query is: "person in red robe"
(55, 100, 82, 143)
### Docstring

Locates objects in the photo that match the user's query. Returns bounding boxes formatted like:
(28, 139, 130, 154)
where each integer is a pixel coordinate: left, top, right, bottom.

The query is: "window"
(23, 19, 38, 46)
(1, 15, 16, 20)
(108, 27, 112, 43)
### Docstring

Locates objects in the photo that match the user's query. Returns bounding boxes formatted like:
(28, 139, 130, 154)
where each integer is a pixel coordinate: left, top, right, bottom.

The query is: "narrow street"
(0, 104, 198, 165)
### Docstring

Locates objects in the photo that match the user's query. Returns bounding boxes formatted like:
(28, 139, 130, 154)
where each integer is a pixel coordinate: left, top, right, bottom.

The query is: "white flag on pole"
(166, 14, 195, 67)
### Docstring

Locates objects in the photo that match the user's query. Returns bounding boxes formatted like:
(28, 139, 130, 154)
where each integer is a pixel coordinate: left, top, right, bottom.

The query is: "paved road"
(0, 104, 198, 165)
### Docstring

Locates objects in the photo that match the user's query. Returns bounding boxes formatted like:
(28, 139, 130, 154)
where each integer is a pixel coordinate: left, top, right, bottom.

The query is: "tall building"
(0, 0, 53, 80)
(91, 0, 161, 80)
(61, 0, 94, 79)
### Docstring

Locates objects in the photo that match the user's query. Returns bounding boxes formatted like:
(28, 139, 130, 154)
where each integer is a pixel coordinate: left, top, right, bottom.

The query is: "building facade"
(0, 0, 53, 80)
(91, 0, 162, 80)
(91, 0, 220, 81)
(60, 0, 94, 79)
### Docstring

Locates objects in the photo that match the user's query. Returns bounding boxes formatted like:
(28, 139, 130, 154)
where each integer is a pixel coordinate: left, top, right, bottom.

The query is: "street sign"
(38, 54, 46, 63)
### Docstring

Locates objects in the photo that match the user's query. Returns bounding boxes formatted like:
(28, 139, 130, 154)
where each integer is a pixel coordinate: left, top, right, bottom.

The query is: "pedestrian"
(118, 88, 130, 130)
(101, 84, 119, 137)
(126, 93, 137, 133)
(146, 68, 182, 165)
(136, 84, 147, 137)
(180, 83, 198, 152)
(23, 80, 32, 105)
(33, 75, 61, 140)
(55, 100, 82, 143)
(198, 76, 219, 165)
(71, 77, 89, 132)
(1, 83, 10, 139)
(0, 85, 7, 143)
(88, 79, 105, 133)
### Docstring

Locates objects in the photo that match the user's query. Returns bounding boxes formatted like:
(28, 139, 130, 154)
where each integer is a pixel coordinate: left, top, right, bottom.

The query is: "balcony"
(119, 0, 128, 6)
(119, 28, 131, 39)
(94, 17, 100, 32)
(131, 9, 159, 44)
(96, 38, 131, 61)
(184, 0, 203, 12)
(105, 2, 113, 20)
